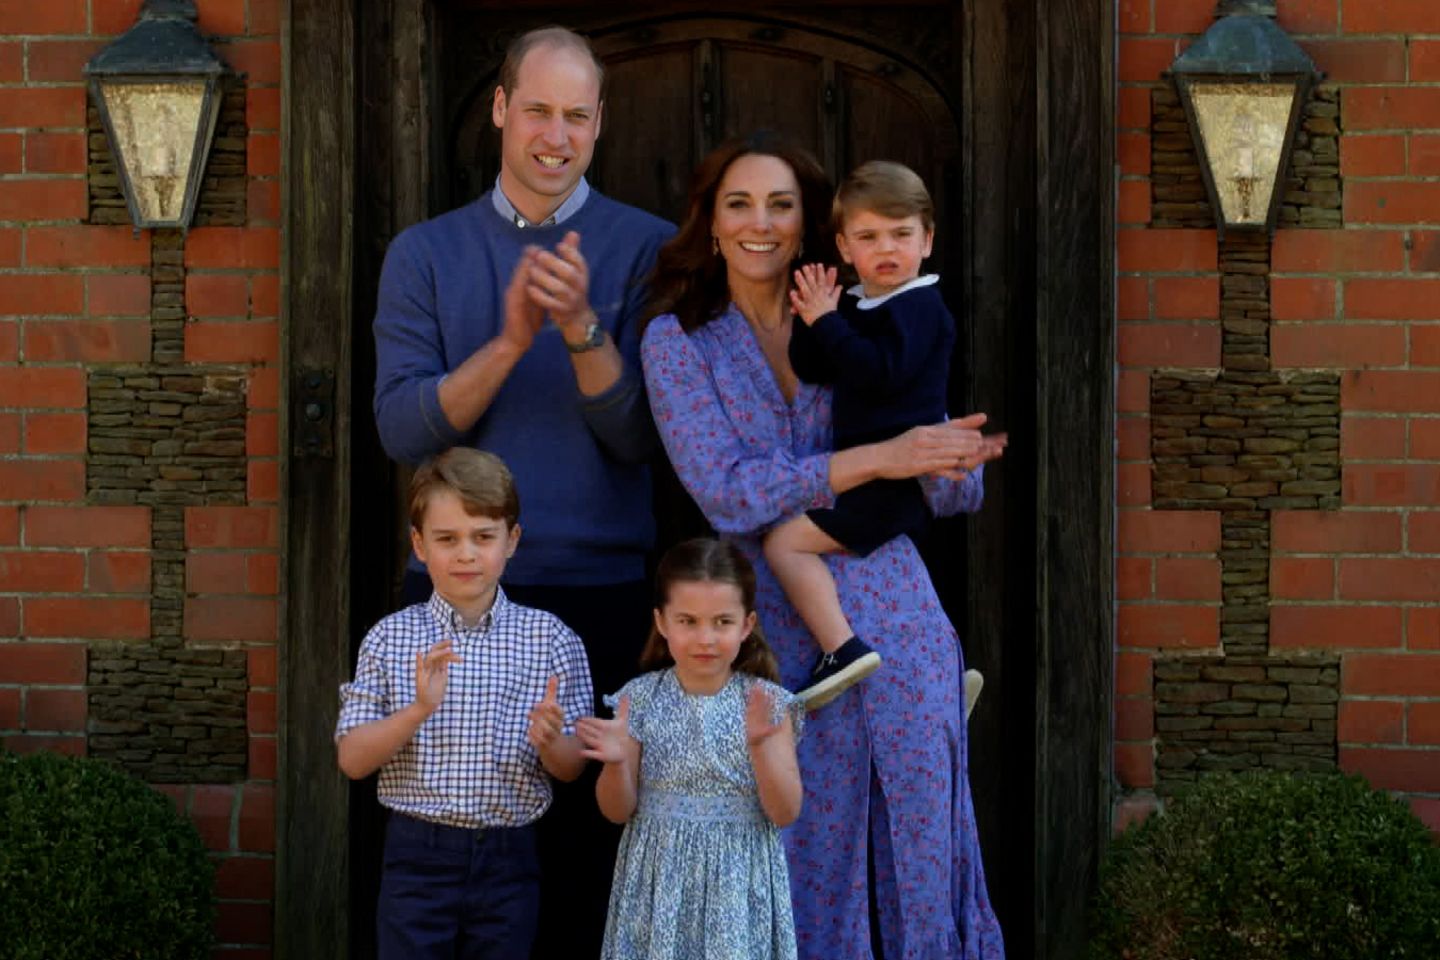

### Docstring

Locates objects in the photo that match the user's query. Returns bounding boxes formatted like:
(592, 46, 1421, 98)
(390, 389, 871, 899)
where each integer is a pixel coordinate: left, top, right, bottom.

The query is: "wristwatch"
(564, 321, 607, 354)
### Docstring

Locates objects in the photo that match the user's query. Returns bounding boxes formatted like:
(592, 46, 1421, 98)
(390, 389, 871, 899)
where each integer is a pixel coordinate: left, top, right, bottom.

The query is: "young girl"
(576, 538, 803, 960)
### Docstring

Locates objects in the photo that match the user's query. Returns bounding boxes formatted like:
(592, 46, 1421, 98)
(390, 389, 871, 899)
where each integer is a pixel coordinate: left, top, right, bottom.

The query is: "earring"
(712, 236, 719, 255)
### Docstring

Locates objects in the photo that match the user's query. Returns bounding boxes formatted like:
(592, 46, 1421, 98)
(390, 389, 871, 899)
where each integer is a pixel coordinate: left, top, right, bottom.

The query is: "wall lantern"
(84, 0, 227, 231)
(1168, 0, 1320, 238)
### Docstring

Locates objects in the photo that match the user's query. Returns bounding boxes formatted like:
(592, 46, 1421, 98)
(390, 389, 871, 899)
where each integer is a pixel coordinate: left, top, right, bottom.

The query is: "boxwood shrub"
(1090, 771, 1440, 960)
(0, 750, 215, 960)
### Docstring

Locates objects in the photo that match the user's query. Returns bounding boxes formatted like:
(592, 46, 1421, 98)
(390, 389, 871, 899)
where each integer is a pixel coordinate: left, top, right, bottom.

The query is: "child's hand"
(415, 639, 461, 714)
(527, 675, 565, 752)
(745, 686, 784, 747)
(788, 263, 841, 326)
(576, 696, 634, 764)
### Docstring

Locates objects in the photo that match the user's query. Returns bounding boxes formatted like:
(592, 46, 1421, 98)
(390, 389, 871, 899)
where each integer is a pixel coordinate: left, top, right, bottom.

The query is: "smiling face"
(492, 42, 603, 224)
(653, 579, 757, 695)
(836, 208, 935, 298)
(711, 153, 805, 291)
(410, 489, 520, 622)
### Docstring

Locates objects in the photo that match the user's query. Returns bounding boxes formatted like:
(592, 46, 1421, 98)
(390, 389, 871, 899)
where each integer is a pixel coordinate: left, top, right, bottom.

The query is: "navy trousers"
(376, 812, 540, 960)
(401, 571, 651, 959)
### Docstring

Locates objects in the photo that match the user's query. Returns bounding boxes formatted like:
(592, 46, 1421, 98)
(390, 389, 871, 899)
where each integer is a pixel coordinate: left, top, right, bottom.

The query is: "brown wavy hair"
(645, 131, 836, 333)
(639, 538, 779, 682)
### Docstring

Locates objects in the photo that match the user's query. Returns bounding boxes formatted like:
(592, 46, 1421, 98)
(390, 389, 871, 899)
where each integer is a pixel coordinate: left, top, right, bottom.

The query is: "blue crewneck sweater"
(373, 190, 675, 586)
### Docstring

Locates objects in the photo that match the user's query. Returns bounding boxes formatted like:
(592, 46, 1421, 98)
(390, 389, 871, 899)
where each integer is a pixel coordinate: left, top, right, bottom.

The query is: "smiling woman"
(640, 133, 1006, 958)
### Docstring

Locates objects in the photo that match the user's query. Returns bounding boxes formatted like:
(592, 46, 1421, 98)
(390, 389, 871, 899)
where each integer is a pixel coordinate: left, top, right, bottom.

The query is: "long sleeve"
(372, 233, 465, 465)
(576, 226, 672, 463)
(807, 295, 949, 397)
(788, 312, 838, 385)
(922, 462, 986, 517)
(641, 315, 833, 535)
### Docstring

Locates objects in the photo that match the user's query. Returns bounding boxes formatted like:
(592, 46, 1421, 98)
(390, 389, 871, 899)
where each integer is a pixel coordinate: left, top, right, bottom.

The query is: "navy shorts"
(376, 812, 540, 960)
(807, 478, 932, 557)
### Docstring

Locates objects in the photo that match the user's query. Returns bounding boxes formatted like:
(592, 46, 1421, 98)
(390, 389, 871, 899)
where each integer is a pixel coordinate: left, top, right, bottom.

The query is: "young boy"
(769, 160, 997, 712)
(335, 447, 593, 959)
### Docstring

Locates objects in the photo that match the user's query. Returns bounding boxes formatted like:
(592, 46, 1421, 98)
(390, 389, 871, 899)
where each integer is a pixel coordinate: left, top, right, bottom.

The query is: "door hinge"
(293, 367, 335, 459)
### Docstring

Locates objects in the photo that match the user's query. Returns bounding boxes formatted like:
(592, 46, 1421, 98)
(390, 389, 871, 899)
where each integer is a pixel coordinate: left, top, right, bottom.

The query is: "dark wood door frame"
(279, 1, 1112, 957)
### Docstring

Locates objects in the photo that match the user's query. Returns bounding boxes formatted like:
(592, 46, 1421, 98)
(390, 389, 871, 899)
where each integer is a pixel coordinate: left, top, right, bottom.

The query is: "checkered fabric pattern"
(336, 587, 593, 828)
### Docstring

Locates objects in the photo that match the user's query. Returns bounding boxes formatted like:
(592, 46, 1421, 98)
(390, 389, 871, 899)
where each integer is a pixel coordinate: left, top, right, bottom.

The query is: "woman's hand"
(576, 696, 635, 764)
(873, 413, 1008, 481)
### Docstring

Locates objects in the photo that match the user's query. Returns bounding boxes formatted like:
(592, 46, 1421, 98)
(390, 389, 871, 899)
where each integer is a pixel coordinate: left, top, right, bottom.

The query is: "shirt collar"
(847, 273, 941, 310)
(426, 585, 510, 639)
(491, 177, 590, 229)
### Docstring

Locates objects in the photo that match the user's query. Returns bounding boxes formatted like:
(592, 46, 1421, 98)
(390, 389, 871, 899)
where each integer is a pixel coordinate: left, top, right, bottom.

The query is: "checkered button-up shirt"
(335, 587, 593, 828)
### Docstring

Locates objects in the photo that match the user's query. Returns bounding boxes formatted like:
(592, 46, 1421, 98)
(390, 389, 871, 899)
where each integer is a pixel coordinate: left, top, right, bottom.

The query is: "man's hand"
(528, 230, 594, 338)
(501, 246, 546, 353)
(788, 263, 842, 326)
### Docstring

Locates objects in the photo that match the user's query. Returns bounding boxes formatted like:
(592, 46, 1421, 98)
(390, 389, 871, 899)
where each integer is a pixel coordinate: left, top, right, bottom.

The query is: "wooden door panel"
(717, 45, 823, 151)
(591, 47, 697, 223)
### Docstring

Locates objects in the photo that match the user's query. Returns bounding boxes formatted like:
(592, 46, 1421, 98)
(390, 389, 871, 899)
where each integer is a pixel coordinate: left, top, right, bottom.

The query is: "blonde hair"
(638, 538, 780, 683)
(409, 448, 519, 532)
(833, 160, 934, 232)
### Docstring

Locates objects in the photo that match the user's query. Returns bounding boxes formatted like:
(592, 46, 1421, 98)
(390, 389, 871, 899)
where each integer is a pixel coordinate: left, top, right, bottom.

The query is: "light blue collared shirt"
(491, 176, 591, 228)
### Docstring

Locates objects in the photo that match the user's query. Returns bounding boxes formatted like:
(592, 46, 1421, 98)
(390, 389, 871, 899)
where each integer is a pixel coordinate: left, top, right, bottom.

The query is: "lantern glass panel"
(99, 79, 208, 224)
(1189, 80, 1296, 228)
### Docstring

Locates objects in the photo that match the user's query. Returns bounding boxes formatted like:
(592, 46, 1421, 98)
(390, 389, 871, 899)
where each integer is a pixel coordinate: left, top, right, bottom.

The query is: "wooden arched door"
(347, 8, 1018, 959)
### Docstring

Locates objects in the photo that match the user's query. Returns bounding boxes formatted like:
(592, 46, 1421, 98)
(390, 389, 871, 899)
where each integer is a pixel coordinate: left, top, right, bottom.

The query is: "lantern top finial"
(139, 0, 199, 21)
(1216, 0, 1276, 17)
(1171, 3, 1317, 78)
(84, 0, 223, 78)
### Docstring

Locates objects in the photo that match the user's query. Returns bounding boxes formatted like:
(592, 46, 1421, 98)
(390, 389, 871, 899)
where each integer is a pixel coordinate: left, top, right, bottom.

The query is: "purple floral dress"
(642, 307, 1005, 960)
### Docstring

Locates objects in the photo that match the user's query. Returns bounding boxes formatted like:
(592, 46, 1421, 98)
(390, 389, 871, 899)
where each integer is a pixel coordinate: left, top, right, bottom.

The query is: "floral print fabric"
(642, 307, 1005, 960)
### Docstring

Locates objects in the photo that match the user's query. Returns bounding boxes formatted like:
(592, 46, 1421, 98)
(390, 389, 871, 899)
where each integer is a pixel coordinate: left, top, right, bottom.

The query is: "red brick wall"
(1118, 0, 1440, 833)
(0, 1, 280, 956)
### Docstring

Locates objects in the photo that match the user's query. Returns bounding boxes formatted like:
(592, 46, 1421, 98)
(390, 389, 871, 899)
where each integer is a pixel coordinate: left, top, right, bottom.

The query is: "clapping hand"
(501, 247, 546, 352)
(415, 639, 462, 714)
(527, 676, 565, 752)
(576, 696, 634, 764)
(788, 263, 841, 326)
(528, 230, 594, 334)
(745, 686, 784, 747)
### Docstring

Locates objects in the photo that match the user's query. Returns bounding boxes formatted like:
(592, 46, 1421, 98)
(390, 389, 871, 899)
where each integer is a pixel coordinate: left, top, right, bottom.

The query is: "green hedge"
(0, 750, 215, 960)
(1090, 772, 1440, 960)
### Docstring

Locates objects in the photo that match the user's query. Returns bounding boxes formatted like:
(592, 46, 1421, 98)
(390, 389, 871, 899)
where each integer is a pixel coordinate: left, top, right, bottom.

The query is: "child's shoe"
(963, 668, 984, 721)
(796, 637, 881, 709)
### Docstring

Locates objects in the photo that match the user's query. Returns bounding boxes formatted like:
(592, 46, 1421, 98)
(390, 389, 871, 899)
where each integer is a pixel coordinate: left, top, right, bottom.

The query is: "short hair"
(409, 448, 520, 531)
(638, 538, 780, 682)
(497, 26, 606, 102)
(833, 160, 934, 232)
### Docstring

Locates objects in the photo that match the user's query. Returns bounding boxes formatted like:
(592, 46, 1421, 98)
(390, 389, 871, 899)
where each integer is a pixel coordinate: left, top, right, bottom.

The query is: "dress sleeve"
(641, 315, 833, 535)
(602, 671, 664, 744)
(751, 677, 805, 742)
(921, 461, 987, 517)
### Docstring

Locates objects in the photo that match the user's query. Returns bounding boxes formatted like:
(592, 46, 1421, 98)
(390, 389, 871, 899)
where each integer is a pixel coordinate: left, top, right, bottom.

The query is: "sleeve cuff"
(418, 374, 464, 449)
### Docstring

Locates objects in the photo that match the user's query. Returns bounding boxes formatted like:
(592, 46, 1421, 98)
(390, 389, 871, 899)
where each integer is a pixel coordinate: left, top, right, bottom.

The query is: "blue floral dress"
(600, 668, 803, 960)
(642, 308, 1005, 960)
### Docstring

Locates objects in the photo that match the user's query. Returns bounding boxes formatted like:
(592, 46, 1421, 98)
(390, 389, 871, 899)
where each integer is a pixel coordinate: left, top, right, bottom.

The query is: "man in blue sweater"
(371, 25, 673, 959)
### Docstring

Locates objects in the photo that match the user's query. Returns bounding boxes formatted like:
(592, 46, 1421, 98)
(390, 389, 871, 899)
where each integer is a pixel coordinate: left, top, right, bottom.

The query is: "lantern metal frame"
(83, 0, 227, 231)
(1168, 0, 1320, 238)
